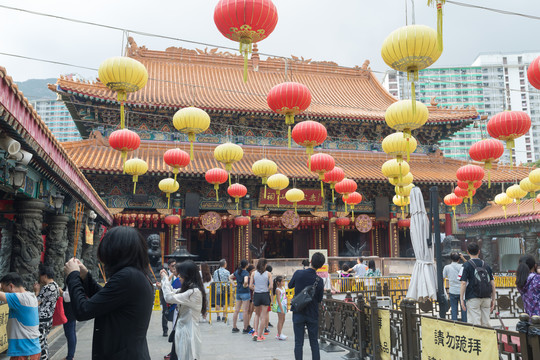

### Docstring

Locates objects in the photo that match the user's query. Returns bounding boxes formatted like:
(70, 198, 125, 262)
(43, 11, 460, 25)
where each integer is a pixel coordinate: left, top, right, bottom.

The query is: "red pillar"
(445, 213, 452, 235)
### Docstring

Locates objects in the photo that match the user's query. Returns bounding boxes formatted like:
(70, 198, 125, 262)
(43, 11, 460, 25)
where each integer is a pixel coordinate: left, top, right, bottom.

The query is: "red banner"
(258, 188, 323, 208)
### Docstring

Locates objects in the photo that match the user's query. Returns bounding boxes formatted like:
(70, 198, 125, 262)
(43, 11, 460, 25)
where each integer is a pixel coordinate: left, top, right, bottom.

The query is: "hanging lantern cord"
(239, 39, 252, 83)
(188, 133, 195, 159)
(118, 92, 127, 129)
(132, 175, 138, 194)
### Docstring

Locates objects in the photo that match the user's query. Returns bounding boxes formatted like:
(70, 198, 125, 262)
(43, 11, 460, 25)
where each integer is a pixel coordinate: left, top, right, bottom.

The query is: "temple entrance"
(189, 230, 223, 261)
(263, 230, 294, 258)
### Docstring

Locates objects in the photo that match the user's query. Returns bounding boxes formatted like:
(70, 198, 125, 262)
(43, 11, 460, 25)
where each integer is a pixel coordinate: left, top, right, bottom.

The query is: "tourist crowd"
(0, 227, 539, 360)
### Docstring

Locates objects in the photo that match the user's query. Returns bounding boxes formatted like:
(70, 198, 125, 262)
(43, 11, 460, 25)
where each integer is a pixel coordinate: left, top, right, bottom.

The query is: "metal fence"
(319, 293, 540, 360)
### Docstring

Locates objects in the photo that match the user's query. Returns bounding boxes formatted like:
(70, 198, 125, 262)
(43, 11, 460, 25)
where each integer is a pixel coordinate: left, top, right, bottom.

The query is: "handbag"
(271, 297, 279, 313)
(52, 296, 67, 326)
(168, 309, 180, 343)
(291, 277, 320, 312)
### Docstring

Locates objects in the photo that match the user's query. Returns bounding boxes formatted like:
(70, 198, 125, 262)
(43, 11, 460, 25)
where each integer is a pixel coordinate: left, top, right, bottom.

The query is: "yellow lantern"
(286, 188, 305, 215)
(98, 57, 148, 129)
(173, 107, 211, 159)
(382, 132, 418, 163)
(381, 25, 442, 112)
(529, 168, 540, 186)
(395, 183, 415, 205)
(252, 159, 278, 198)
(506, 184, 527, 216)
(385, 100, 429, 138)
(381, 159, 410, 183)
(267, 173, 289, 208)
(520, 177, 540, 211)
(389, 172, 414, 192)
(159, 178, 180, 209)
(124, 158, 148, 194)
(393, 195, 410, 219)
(494, 193, 513, 219)
(214, 142, 244, 185)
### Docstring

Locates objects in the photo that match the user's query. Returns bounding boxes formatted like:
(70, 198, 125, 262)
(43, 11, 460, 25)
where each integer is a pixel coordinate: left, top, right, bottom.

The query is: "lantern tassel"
(401, 207, 405, 220)
(277, 190, 280, 208)
(344, 201, 348, 213)
(411, 81, 416, 115)
(264, 184, 267, 199)
(236, 198, 239, 215)
(452, 207, 456, 218)
(352, 208, 355, 219)
(517, 200, 521, 216)
(214, 184, 219, 201)
(133, 175, 138, 194)
(121, 151, 127, 174)
(320, 180, 324, 199)
(503, 205, 507, 219)
(288, 125, 292, 148)
(436, 1, 444, 51)
(118, 92, 126, 129)
(188, 133, 195, 160)
(167, 194, 171, 209)
(239, 40, 251, 83)
(332, 188, 335, 203)
(507, 139, 515, 169)
(228, 173, 232, 187)
(294, 202, 297, 215)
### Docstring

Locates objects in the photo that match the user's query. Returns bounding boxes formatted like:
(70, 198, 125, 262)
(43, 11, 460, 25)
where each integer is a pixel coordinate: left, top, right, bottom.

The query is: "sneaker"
(252, 333, 258, 341)
(232, 327, 240, 333)
(268, 322, 274, 327)
(247, 325, 253, 331)
(278, 334, 288, 340)
(242, 328, 250, 334)
(222, 317, 227, 322)
(248, 329, 255, 335)
(264, 328, 270, 335)
(256, 336, 264, 341)
(162, 331, 168, 337)
(164, 354, 171, 360)
(217, 316, 221, 321)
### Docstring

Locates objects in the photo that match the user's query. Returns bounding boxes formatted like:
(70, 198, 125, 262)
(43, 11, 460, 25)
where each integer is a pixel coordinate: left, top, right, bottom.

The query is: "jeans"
(63, 319, 77, 360)
(449, 293, 467, 322)
(293, 313, 320, 360)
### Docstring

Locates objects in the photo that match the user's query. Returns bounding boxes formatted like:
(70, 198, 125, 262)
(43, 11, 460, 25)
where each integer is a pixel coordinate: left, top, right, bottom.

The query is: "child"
(272, 276, 288, 340)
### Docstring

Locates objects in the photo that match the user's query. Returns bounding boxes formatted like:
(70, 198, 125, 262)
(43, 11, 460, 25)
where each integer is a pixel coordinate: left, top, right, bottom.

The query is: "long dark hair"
(176, 260, 208, 316)
(368, 260, 376, 271)
(272, 275, 283, 296)
(516, 255, 536, 289)
(200, 262, 212, 283)
(97, 226, 149, 276)
(257, 258, 267, 274)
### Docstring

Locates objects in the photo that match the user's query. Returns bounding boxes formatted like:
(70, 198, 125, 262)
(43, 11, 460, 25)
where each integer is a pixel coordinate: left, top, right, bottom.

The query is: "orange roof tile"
(0, 67, 112, 224)
(459, 199, 540, 228)
(62, 138, 529, 185)
(53, 37, 477, 124)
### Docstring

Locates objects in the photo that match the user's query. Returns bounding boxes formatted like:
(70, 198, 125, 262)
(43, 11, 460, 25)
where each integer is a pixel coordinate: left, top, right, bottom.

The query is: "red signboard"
(258, 188, 323, 208)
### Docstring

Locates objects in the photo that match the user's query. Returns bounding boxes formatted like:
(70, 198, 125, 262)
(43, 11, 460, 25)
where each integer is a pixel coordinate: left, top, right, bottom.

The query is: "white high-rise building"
(31, 99, 82, 142)
(382, 51, 540, 165)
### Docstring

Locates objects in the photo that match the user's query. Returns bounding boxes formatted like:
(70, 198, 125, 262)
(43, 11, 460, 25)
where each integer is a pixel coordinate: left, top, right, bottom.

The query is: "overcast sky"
(1, 0, 539, 82)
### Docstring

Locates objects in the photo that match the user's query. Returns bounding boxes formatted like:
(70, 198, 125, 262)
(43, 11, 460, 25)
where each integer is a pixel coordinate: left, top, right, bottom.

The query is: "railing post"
(357, 294, 367, 358)
(517, 313, 531, 360)
(383, 282, 389, 297)
(345, 291, 353, 302)
(369, 295, 381, 360)
(376, 281, 382, 297)
(528, 315, 540, 358)
(400, 297, 418, 360)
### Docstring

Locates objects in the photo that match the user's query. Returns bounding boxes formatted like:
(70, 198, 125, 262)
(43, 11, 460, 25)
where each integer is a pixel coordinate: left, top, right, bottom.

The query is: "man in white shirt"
(443, 252, 467, 322)
(351, 258, 368, 277)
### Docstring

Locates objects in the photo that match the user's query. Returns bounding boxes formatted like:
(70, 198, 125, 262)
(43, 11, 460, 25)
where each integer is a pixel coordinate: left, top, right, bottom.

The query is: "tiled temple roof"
(458, 199, 540, 228)
(62, 136, 529, 185)
(52, 37, 478, 124)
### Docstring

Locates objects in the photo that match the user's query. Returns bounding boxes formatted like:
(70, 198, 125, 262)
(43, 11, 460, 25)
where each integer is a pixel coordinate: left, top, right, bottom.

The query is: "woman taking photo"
(516, 255, 540, 316)
(64, 226, 154, 360)
(159, 260, 207, 360)
(250, 258, 272, 342)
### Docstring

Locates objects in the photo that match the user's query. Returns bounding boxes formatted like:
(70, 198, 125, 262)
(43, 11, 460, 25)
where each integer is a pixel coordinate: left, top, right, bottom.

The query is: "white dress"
(161, 275, 203, 360)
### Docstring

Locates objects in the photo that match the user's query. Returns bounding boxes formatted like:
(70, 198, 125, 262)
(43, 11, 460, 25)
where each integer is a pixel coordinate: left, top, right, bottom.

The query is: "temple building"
(0, 67, 112, 288)
(50, 38, 530, 267)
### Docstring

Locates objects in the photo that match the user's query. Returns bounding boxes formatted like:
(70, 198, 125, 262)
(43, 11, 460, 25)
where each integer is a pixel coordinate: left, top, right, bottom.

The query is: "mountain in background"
(15, 78, 57, 101)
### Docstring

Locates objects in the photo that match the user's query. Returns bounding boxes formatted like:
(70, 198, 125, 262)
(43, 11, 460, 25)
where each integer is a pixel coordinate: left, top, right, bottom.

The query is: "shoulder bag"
(290, 276, 320, 312)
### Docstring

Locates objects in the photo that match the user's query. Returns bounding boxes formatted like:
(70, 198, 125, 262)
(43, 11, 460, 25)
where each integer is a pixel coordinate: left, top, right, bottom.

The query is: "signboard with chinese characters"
(0, 304, 8, 353)
(378, 309, 391, 360)
(258, 188, 323, 208)
(85, 225, 94, 245)
(200, 211, 222, 231)
(421, 316, 498, 360)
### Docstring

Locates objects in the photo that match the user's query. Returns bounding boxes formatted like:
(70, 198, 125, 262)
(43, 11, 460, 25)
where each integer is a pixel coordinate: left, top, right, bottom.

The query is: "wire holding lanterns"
(309, 153, 335, 198)
(227, 183, 247, 214)
(98, 56, 148, 129)
(267, 173, 289, 208)
(251, 158, 277, 199)
(323, 166, 345, 203)
(214, 142, 244, 186)
(163, 148, 190, 182)
(172, 107, 211, 159)
(267, 82, 312, 147)
(205, 168, 229, 201)
(159, 178, 179, 209)
(214, 0, 278, 82)
(124, 158, 148, 194)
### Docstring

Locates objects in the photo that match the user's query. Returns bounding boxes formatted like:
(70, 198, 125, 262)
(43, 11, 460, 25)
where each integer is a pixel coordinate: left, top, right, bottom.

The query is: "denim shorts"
(236, 292, 251, 301)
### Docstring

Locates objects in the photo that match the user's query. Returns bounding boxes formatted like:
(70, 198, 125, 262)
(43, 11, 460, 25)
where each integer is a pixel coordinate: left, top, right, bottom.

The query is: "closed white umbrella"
(406, 187, 437, 301)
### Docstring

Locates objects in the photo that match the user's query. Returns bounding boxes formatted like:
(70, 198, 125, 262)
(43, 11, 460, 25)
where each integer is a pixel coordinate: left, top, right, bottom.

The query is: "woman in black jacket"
(64, 226, 154, 360)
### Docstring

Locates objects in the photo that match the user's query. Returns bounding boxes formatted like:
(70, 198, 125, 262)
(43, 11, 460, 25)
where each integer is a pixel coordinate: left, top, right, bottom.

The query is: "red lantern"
(335, 178, 357, 213)
(292, 121, 327, 168)
(234, 216, 250, 227)
(343, 191, 363, 218)
(109, 129, 141, 170)
(267, 82, 312, 147)
(527, 56, 540, 90)
(205, 168, 229, 201)
(323, 166, 345, 203)
(444, 193, 463, 218)
(335, 216, 350, 234)
(468, 139, 504, 188)
(536, 193, 540, 204)
(214, 0, 278, 82)
(487, 111, 531, 167)
(397, 218, 410, 228)
(164, 215, 181, 226)
(456, 164, 484, 204)
(454, 186, 469, 199)
(227, 183, 248, 213)
(310, 153, 335, 198)
(164, 148, 190, 182)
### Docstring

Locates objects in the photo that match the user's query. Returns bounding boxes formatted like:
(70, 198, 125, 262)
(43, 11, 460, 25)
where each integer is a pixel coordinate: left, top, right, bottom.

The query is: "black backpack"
(291, 276, 320, 312)
(469, 259, 492, 298)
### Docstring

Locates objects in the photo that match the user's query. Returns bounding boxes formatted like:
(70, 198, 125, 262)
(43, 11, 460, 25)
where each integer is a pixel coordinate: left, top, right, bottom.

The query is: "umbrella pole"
(430, 186, 447, 318)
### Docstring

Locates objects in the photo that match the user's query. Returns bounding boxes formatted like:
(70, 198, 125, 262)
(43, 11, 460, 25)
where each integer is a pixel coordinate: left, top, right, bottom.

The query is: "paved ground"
(48, 310, 344, 360)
